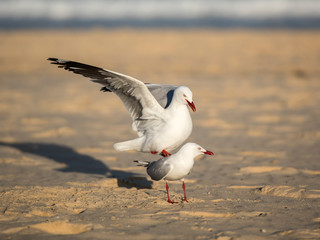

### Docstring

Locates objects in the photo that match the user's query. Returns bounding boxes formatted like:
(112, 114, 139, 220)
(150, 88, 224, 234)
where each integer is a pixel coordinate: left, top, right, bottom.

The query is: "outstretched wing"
(48, 58, 165, 131)
(147, 159, 173, 181)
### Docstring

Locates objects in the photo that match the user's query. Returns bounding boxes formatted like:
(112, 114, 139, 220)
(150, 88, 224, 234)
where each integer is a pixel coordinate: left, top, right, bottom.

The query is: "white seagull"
(48, 58, 196, 156)
(134, 142, 214, 203)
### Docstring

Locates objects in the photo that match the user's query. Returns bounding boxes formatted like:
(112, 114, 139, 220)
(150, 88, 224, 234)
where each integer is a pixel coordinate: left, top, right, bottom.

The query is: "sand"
(0, 29, 319, 239)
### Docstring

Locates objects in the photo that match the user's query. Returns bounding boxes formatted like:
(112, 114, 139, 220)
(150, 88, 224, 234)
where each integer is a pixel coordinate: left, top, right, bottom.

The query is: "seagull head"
(180, 143, 214, 157)
(176, 86, 196, 112)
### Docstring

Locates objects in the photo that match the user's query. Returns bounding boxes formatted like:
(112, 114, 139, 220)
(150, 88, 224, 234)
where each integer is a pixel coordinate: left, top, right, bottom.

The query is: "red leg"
(182, 181, 188, 202)
(166, 182, 177, 204)
(151, 151, 158, 154)
(161, 149, 171, 157)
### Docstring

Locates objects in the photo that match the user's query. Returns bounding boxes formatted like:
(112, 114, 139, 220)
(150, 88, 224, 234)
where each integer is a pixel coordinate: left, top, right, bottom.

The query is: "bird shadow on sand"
(0, 141, 153, 189)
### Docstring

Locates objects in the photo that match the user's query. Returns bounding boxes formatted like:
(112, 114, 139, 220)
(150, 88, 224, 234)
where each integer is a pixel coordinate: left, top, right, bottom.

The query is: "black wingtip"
(47, 58, 63, 66)
(47, 57, 59, 62)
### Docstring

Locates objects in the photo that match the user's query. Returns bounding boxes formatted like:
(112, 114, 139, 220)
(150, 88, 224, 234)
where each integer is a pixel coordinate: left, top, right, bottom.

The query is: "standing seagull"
(48, 58, 196, 156)
(134, 142, 214, 203)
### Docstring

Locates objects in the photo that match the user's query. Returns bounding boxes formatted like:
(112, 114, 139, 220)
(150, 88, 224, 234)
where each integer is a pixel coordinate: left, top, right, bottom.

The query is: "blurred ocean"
(1, 0, 320, 29)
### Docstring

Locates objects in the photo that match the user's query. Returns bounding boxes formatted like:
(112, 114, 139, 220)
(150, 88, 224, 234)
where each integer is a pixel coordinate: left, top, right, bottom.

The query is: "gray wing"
(48, 58, 165, 131)
(146, 84, 177, 109)
(147, 158, 173, 181)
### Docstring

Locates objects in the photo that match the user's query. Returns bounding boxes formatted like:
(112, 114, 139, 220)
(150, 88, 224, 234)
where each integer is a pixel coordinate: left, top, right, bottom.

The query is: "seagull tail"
(113, 137, 145, 152)
(133, 160, 150, 167)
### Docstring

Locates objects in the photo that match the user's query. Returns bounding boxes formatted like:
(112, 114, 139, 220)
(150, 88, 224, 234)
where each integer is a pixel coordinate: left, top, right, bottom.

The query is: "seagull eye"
(183, 94, 187, 98)
(198, 147, 201, 150)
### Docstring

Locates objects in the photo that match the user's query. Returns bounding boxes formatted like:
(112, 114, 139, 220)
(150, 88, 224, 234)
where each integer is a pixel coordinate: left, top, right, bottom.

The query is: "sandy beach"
(0, 29, 319, 239)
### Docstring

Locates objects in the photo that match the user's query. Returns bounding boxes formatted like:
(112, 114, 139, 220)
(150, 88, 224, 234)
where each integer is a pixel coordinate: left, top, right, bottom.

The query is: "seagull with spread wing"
(48, 58, 196, 156)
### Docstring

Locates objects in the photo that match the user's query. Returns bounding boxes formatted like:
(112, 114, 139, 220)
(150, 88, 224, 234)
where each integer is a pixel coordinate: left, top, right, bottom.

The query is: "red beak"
(186, 100, 196, 112)
(203, 150, 214, 156)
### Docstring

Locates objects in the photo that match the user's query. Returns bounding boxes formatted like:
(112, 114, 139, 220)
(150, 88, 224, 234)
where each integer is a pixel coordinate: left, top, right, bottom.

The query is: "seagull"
(134, 142, 214, 203)
(48, 58, 196, 157)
